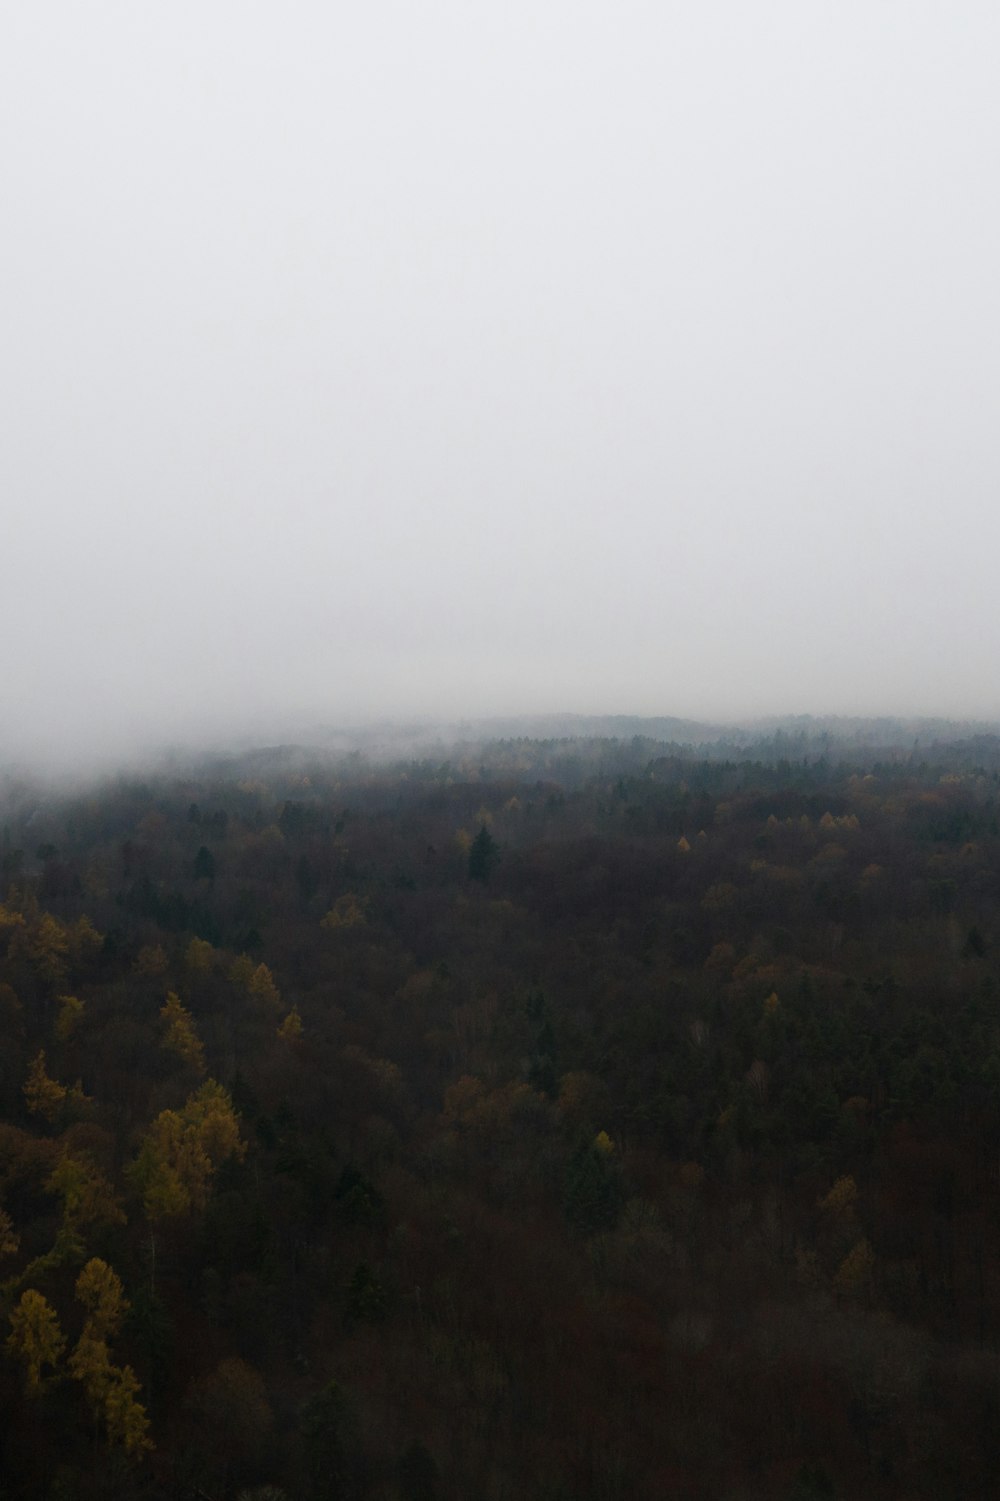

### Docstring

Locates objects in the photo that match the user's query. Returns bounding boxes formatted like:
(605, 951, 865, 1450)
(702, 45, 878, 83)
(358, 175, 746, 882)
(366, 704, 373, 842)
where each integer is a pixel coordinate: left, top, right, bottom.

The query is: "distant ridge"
(439, 712, 729, 744)
(736, 713, 1000, 744)
(5, 712, 1000, 784)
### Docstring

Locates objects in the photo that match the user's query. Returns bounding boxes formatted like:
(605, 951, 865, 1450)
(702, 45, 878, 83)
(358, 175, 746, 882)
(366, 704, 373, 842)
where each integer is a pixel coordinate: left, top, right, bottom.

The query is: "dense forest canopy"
(1, 726, 1000, 1499)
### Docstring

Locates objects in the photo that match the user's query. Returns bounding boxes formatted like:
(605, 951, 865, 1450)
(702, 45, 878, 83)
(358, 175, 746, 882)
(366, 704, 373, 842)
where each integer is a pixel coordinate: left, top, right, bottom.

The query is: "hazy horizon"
(5, 4, 1000, 770)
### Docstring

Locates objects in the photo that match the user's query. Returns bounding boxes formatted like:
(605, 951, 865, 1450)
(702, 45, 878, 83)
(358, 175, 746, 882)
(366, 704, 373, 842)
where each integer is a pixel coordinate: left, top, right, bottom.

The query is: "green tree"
(564, 1139, 624, 1235)
(468, 825, 499, 882)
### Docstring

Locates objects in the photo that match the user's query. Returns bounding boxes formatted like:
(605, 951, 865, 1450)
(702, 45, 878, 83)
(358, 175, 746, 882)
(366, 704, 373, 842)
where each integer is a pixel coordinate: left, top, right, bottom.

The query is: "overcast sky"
(3, 3, 999, 764)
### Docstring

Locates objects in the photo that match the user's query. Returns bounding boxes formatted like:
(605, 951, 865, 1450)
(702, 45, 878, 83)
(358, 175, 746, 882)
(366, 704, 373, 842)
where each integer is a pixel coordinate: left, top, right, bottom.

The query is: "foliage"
(47, 1153, 126, 1241)
(54, 995, 84, 1043)
(23, 1051, 67, 1123)
(130, 1081, 244, 1221)
(160, 991, 206, 1073)
(103, 1363, 152, 1455)
(276, 1006, 303, 1041)
(7, 1289, 64, 1394)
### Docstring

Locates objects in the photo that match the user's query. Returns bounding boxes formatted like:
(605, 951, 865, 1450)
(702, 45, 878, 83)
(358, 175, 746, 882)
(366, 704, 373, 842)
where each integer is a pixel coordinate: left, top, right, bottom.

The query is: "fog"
(4, 3, 1000, 769)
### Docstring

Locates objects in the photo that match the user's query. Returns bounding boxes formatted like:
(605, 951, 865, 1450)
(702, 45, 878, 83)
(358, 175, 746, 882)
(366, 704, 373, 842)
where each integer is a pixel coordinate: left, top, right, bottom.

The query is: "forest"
(1, 730, 1000, 1500)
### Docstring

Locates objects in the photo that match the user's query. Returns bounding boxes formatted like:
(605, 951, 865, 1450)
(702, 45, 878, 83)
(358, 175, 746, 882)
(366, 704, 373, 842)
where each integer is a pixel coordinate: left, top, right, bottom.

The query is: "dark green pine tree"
(468, 825, 499, 882)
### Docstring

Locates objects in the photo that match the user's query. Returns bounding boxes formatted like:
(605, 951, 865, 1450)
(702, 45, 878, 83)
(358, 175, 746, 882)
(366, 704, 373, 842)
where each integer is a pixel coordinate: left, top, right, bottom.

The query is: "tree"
(75, 1257, 129, 1339)
(335, 1165, 386, 1229)
(0, 1207, 19, 1260)
(68, 1323, 115, 1408)
(55, 994, 84, 1042)
(161, 992, 206, 1073)
(277, 1007, 303, 1041)
(248, 963, 281, 1011)
(6, 1289, 65, 1395)
(321, 893, 366, 930)
(66, 915, 103, 972)
(104, 1363, 152, 1455)
(29, 913, 70, 987)
(47, 1152, 126, 1245)
(22, 1050, 66, 1123)
(130, 1080, 244, 1222)
(564, 1139, 624, 1235)
(69, 1260, 152, 1456)
(184, 1357, 272, 1492)
(229, 953, 256, 989)
(833, 1237, 875, 1301)
(186, 936, 216, 973)
(134, 943, 169, 977)
(468, 825, 499, 883)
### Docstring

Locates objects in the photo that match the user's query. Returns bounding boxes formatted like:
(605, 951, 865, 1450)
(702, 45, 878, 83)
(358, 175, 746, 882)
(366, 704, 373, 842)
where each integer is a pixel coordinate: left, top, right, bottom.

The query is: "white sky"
(3, 3, 999, 763)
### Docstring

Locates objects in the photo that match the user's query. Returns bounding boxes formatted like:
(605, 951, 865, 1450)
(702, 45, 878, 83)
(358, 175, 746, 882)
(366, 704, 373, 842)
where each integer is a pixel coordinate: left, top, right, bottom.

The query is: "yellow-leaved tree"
(66, 915, 103, 970)
(321, 894, 366, 930)
(69, 1259, 125, 1407)
(23, 1051, 66, 1124)
(833, 1238, 876, 1302)
(0, 1208, 19, 1260)
(248, 963, 281, 1011)
(0, 904, 27, 941)
(69, 1259, 152, 1455)
(160, 992, 206, 1073)
(185, 937, 215, 974)
(46, 1153, 126, 1251)
(6, 1289, 65, 1395)
(228, 954, 255, 989)
(277, 1006, 303, 1041)
(1, 1154, 125, 1298)
(55, 994, 85, 1042)
(104, 1364, 152, 1455)
(29, 913, 70, 987)
(23, 1052, 89, 1129)
(130, 1080, 245, 1223)
(75, 1257, 127, 1337)
(818, 1174, 858, 1217)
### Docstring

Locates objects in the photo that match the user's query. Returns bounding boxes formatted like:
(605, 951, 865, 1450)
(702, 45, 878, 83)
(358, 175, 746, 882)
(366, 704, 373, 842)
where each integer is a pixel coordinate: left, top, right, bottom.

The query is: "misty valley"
(2, 722, 1000, 1500)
